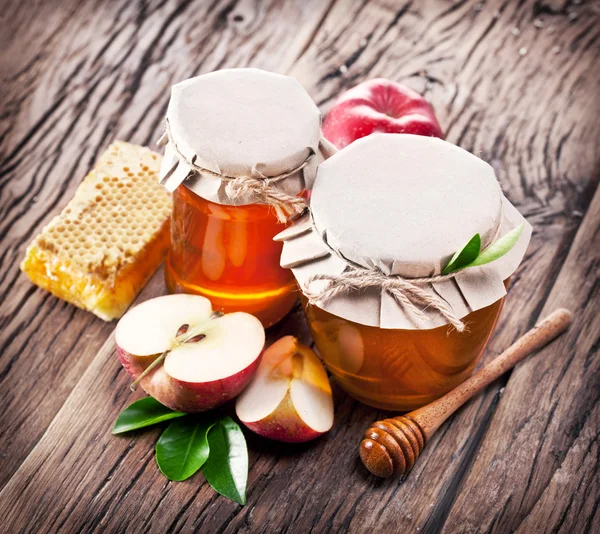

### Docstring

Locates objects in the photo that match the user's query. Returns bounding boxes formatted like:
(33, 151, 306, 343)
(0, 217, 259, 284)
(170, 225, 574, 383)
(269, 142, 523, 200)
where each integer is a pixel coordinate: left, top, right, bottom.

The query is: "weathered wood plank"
(441, 186, 600, 533)
(0, 0, 598, 532)
(0, 0, 337, 490)
(516, 400, 600, 534)
(285, 0, 600, 530)
(0, 286, 314, 533)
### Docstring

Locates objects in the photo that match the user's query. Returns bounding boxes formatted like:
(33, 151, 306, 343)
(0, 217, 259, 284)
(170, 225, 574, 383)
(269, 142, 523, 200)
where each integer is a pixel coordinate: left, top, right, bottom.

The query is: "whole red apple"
(322, 78, 444, 149)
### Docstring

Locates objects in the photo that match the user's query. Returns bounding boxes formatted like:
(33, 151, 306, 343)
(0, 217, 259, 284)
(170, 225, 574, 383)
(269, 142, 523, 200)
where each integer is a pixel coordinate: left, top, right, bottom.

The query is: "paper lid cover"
(158, 68, 332, 206)
(276, 134, 532, 330)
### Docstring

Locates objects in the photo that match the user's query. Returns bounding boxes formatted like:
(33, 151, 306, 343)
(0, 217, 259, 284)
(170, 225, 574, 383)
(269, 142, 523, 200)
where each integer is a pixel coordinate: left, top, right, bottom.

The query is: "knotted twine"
(305, 269, 467, 332)
(304, 210, 505, 333)
(161, 121, 312, 223)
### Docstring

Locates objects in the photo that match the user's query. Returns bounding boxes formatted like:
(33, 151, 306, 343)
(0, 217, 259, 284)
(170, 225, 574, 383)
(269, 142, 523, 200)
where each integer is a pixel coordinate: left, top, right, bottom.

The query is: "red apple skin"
(322, 78, 444, 149)
(117, 346, 263, 413)
(241, 391, 325, 443)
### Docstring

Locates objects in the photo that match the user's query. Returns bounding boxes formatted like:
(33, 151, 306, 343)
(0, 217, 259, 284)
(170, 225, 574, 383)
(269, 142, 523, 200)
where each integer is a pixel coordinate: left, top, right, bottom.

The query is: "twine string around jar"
(304, 269, 467, 332)
(161, 120, 313, 223)
(304, 206, 505, 333)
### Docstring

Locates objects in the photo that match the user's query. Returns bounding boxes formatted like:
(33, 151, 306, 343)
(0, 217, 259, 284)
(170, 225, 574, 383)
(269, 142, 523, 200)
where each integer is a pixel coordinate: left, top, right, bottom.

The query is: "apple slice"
(116, 294, 265, 412)
(235, 336, 334, 443)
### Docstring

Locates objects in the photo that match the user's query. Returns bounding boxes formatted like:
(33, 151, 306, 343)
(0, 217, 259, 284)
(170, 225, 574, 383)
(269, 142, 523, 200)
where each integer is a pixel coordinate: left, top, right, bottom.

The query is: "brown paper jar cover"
(158, 68, 335, 205)
(276, 133, 532, 331)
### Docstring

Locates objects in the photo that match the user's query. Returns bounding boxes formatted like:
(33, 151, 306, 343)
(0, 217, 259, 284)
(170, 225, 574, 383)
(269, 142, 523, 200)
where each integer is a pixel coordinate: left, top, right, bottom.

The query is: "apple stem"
(130, 351, 167, 392)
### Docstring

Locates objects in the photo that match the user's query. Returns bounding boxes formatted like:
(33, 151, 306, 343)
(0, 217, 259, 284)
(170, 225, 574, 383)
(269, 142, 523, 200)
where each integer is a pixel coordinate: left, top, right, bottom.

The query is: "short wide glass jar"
(278, 134, 531, 411)
(158, 69, 326, 327)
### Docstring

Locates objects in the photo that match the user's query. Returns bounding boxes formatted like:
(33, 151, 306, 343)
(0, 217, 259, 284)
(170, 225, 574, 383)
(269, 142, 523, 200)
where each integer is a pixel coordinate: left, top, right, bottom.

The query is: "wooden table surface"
(1, 0, 599, 532)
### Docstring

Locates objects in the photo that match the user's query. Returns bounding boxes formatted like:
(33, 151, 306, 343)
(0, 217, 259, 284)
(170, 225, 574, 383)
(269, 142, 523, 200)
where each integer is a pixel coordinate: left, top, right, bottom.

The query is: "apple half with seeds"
(116, 294, 265, 413)
(235, 336, 334, 443)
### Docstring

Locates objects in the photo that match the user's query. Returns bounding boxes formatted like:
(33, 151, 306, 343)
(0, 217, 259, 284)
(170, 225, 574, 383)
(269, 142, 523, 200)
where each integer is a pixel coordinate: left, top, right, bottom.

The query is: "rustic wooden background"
(1, 0, 599, 532)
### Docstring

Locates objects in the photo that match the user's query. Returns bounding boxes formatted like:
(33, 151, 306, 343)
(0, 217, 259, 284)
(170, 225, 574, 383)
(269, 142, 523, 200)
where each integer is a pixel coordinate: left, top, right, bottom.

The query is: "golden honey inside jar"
(159, 68, 328, 327)
(301, 291, 505, 410)
(166, 186, 297, 328)
(278, 134, 531, 411)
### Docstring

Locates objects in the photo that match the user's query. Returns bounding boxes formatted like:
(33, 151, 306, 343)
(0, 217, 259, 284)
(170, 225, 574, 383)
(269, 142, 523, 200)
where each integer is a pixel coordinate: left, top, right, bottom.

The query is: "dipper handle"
(360, 308, 572, 478)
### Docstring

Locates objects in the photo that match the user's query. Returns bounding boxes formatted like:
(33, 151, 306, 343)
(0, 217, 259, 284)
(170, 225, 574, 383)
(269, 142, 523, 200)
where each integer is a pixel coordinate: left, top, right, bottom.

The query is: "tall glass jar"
(277, 134, 531, 410)
(158, 69, 330, 327)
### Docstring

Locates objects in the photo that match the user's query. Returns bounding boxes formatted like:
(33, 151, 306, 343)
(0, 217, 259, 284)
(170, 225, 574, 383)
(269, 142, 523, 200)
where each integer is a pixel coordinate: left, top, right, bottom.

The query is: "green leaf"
(112, 397, 186, 434)
(203, 416, 248, 505)
(442, 233, 481, 274)
(156, 417, 214, 481)
(465, 223, 524, 269)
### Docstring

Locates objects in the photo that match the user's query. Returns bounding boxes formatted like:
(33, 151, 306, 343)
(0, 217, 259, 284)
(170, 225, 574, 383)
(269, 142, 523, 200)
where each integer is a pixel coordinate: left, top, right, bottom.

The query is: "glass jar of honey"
(158, 69, 333, 327)
(277, 134, 531, 410)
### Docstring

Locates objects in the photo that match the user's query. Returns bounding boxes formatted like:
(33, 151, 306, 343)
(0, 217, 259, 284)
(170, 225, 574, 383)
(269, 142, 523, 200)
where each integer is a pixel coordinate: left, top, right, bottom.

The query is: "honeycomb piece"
(21, 141, 172, 320)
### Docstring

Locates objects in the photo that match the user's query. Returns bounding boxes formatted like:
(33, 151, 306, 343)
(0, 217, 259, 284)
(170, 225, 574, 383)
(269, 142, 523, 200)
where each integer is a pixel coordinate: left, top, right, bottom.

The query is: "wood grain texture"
(0, 0, 335, 490)
(360, 309, 572, 478)
(287, 0, 600, 530)
(0, 0, 598, 532)
(441, 185, 600, 534)
(516, 399, 600, 534)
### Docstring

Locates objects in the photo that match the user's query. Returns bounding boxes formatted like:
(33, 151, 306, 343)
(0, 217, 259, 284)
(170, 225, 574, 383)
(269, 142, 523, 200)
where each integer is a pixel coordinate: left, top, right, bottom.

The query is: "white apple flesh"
(235, 336, 334, 443)
(115, 294, 265, 412)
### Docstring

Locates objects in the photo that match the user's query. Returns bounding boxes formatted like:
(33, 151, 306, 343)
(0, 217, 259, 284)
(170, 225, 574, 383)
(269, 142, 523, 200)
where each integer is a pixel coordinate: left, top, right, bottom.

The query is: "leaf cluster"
(113, 397, 247, 504)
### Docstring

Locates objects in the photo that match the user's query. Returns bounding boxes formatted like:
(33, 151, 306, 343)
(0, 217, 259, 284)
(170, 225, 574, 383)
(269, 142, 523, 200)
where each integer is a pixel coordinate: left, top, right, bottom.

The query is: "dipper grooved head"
(360, 416, 426, 478)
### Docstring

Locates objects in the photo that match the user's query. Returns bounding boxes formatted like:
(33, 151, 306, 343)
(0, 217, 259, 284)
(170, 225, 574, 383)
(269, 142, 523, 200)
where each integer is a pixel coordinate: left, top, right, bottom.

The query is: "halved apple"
(235, 336, 334, 443)
(115, 294, 265, 412)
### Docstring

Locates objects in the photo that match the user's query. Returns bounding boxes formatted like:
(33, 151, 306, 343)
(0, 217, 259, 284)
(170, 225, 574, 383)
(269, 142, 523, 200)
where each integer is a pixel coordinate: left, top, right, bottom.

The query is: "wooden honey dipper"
(360, 308, 572, 478)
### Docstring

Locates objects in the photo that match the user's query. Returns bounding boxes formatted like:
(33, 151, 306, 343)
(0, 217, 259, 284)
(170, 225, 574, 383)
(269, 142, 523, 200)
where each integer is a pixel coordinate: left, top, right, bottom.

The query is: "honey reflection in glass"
(301, 292, 505, 411)
(165, 186, 297, 328)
